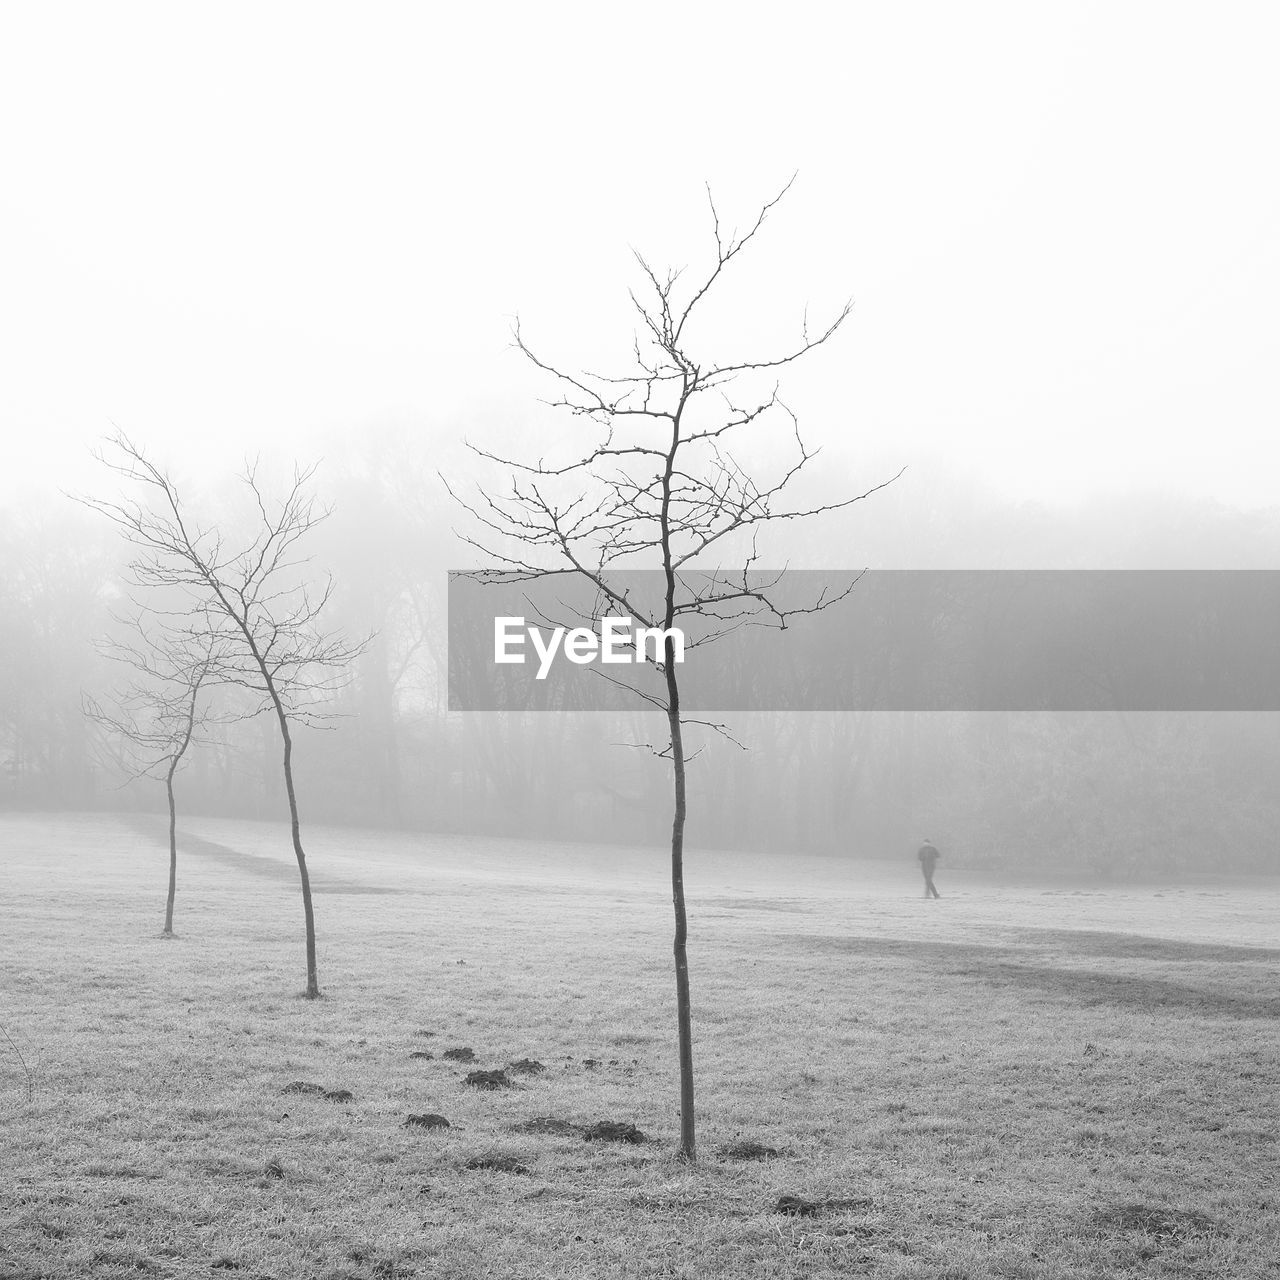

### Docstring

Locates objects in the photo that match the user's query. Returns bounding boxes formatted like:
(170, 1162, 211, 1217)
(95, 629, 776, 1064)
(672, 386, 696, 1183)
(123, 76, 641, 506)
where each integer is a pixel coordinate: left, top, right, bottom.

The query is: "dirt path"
(124, 813, 400, 895)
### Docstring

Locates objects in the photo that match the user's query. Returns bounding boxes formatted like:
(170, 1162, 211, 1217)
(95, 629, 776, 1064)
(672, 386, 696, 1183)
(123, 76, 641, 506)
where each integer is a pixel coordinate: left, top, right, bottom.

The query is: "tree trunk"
(161, 676, 201, 938)
(661, 394, 695, 1161)
(163, 766, 177, 936)
(666, 662, 695, 1162)
(276, 707, 320, 998)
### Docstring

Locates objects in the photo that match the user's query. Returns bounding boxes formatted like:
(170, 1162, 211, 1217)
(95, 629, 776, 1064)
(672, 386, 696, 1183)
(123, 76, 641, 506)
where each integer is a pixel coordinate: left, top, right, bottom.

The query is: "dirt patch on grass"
(775, 1194, 820, 1217)
(404, 1114, 450, 1130)
(408, 1050, 434, 1060)
(508, 1058, 545, 1075)
(281, 1081, 352, 1102)
(508, 1116, 583, 1137)
(442, 1047, 476, 1062)
(464, 1069, 512, 1090)
(775, 1193, 872, 1218)
(583, 1120, 645, 1143)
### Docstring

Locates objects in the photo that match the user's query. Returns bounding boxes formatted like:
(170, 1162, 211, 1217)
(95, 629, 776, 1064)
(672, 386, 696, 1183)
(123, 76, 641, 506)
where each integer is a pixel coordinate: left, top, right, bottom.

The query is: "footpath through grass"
(1, 812, 1278, 1279)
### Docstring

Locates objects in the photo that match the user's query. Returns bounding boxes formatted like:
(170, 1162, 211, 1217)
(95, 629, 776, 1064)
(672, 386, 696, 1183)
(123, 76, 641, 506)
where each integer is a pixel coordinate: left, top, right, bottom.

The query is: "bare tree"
(81, 435, 366, 997)
(448, 179, 900, 1160)
(85, 617, 222, 934)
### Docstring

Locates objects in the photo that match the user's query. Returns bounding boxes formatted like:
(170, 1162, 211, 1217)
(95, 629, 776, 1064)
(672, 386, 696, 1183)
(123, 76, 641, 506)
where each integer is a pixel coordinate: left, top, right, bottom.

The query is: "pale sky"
(1, 1, 1277, 510)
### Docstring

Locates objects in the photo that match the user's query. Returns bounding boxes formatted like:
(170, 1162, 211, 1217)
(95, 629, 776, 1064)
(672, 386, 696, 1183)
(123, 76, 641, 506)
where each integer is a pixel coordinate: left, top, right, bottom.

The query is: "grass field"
(1, 811, 1278, 1279)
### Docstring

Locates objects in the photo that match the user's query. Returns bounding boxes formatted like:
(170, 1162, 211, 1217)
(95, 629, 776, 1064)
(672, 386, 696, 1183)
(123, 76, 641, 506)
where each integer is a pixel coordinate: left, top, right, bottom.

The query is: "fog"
(2, 4, 1278, 879)
(5, 442, 1277, 876)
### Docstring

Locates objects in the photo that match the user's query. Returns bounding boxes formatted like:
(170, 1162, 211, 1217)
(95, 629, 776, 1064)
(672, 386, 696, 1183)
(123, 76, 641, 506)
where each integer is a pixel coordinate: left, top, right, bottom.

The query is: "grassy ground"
(1, 811, 1278, 1279)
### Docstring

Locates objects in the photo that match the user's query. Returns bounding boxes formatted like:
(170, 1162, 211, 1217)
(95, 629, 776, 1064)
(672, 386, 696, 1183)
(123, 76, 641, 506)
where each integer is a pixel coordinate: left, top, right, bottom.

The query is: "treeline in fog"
(1, 427, 1277, 878)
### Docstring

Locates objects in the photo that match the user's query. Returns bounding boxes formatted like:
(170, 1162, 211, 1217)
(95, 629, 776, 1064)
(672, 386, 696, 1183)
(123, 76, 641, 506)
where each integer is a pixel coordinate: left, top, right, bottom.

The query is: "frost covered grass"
(1, 811, 1277, 1278)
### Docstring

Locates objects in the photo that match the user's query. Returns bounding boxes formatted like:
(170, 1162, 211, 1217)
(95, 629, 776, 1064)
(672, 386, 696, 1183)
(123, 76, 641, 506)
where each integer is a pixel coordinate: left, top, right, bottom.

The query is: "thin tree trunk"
(662, 398, 695, 1161)
(666, 688, 694, 1161)
(162, 677, 200, 938)
(222, 593, 322, 999)
(275, 705, 320, 998)
(164, 764, 177, 935)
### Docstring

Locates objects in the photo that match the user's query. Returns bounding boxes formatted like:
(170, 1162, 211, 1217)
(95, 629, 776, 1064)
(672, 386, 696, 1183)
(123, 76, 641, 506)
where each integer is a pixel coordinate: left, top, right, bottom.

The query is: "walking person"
(917, 838, 941, 899)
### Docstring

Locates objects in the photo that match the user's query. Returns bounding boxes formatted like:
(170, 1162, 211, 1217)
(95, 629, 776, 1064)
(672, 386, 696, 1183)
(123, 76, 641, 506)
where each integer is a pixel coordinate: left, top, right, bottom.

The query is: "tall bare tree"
(85, 618, 221, 935)
(82, 435, 366, 997)
(449, 179, 899, 1159)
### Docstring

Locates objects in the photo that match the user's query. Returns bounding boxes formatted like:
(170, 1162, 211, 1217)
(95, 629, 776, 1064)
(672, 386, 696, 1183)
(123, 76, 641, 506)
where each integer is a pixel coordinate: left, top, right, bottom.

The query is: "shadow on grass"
(698, 897, 813, 914)
(123, 814, 398, 895)
(1012, 927, 1280, 963)
(793, 933, 1280, 1019)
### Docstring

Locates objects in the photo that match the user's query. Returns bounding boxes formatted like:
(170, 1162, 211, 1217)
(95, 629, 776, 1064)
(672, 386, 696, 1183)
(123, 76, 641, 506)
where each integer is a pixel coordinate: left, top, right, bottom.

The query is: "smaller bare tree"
(81, 435, 366, 997)
(85, 617, 222, 936)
